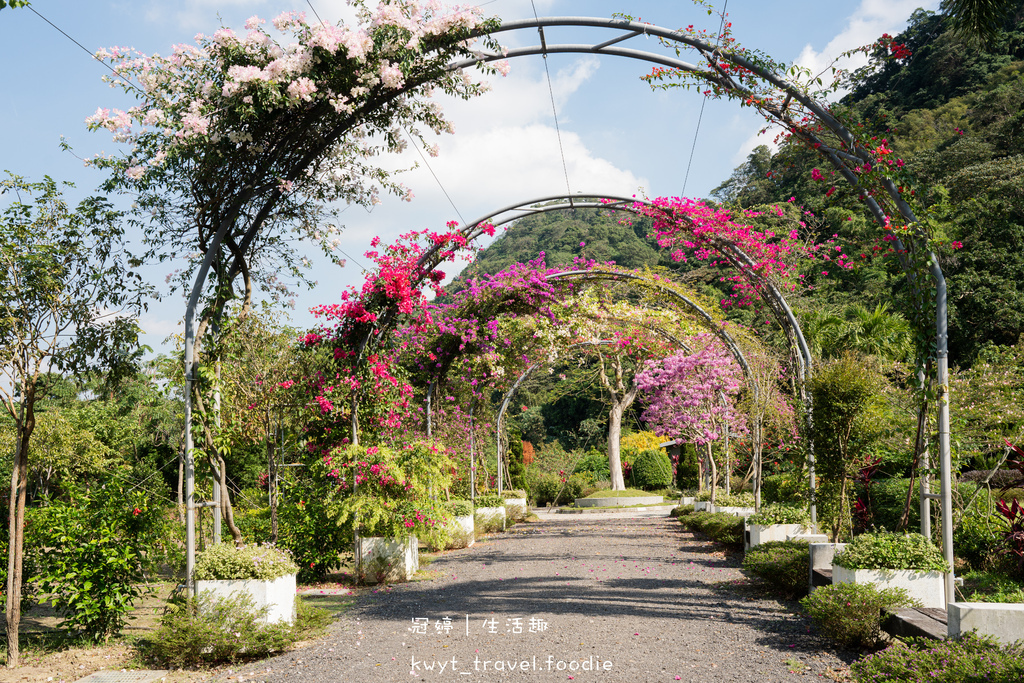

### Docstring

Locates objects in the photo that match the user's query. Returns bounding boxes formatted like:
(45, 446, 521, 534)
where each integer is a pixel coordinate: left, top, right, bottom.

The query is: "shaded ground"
(212, 513, 855, 683)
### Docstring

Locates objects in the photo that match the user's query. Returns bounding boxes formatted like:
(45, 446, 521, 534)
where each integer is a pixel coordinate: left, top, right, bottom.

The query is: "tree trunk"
(210, 453, 243, 546)
(707, 442, 718, 505)
(607, 402, 626, 491)
(5, 409, 32, 668)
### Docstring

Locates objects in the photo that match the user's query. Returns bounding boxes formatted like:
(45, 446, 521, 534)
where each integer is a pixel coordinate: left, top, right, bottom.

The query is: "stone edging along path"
(221, 513, 854, 682)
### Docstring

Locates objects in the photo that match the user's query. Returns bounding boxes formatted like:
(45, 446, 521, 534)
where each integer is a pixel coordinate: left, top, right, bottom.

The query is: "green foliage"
(762, 473, 806, 503)
(675, 443, 700, 489)
(810, 354, 888, 541)
(715, 491, 756, 507)
(193, 543, 297, 581)
(447, 499, 473, 517)
(748, 503, 811, 526)
(572, 448, 611, 480)
(630, 449, 673, 490)
(833, 532, 948, 571)
(474, 494, 505, 508)
(506, 425, 527, 492)
(531, 472, 586, 506)
(801, 582, 917, 649)
(678, 511, 745, 547)
(962, 569, 1024, 602)
(851, 632, 1024, 682)
(501, 489, 527, 499)
(276, 469, 351, 583)
(742, 540, 811, 598)
(36, 482, 168, 642)
(141, 592, 323, 667)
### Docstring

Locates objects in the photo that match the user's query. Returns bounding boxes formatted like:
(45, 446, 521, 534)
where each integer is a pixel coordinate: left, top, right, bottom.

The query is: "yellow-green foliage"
(620, 431, 666, 463)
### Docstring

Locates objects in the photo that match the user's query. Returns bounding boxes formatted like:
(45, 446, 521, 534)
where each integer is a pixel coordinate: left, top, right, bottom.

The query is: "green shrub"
(696, 489, 713, 502)
(475, 510, 505, 534)
(833, 532, 948, 572)
(141, 591, 326, 667)
(193, 543, 298, 581)
(502, 489, 527, 499)
(851, 632, 1024, 682)
(36, 482, 169, 642)
(631, 449, 673, 490)
(762, 474, 805, 503)
(679, 511, 744, 547)
(532, 472, 586, 506)
(748, 503, 811, 526)
(474, 494, 505, 508)
(447, 499, 473, 517)
(673, 504, 695, 517)
(742, 540, 810, 598)
(801, 582, 916, 648)
(675, 443, 699, 489)
(573, 449, 611, 480)
(715, 491, 755, 507)
(962, 570, 1024, 603)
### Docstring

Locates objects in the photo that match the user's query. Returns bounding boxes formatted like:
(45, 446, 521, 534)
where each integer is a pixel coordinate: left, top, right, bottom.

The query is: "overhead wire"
(681, 0, 729, 198)
(26, 5, 145, 96)
(531, 1, 572, 196)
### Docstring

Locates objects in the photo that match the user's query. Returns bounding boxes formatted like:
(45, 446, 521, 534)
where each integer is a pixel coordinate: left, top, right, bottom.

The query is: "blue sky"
(0, 0, 938, 353)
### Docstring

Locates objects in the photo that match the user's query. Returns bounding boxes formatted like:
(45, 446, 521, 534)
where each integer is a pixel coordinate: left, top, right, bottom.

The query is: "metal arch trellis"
(452, 16, 953, 602)
(182, 13, 954, 602)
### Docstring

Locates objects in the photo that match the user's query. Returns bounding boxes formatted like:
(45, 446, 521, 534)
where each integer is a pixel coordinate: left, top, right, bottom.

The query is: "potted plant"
(832, 532, 948, 608)
(713, 491, 756, 516)
(502, 489, 529, 518)
(694, 489, 713, 512)
(475, 493, 506, 532)
(744, 503, 814, 551)
(193, 543, 298, 624)
(446, 499, 475, 548)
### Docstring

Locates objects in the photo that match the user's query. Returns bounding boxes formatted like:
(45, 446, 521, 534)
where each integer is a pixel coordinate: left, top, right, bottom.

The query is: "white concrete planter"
(475, 506, 506, 531)
(744, 523, 811, 551)
(694, 501, 712, 512)
(948, 602, 1024, 643)
(832, 564, 946, 609)
(196, 573, 296, 624)
(714, 505, 756, 517)
(357, 535, 419, 584)
(678, 496, 695, 506)
(576, 495, 663, 507)
(504, 497, 528, 516)
(448, 514, 475, 548)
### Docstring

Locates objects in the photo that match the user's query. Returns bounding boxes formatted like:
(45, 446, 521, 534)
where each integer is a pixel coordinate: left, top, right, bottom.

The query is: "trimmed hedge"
(631, 449, 673, 490)
(742, 540, 810, 598)
(678, 511, 744, 547)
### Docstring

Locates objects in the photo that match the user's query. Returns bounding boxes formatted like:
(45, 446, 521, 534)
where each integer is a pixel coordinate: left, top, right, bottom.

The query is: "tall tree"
(0, 174, 146, 666)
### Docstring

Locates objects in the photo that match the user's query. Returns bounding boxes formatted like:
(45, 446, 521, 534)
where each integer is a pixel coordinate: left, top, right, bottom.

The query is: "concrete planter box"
(475, 506, 506, 530)
(504, 497, 528, 516)
(808, 543, 845, 593)
(357, 535, 419, 584)
(832, 565, 946, 609)
(948, 602, 1024, 643)
(714, 505, 756, 517)
(744, 523, 811, 552)
(575, 495, 664, 508)
(678, 496, 695, 506)
(694, 501, 712, 512)
(196, 573, 296, 624)
(448, 514, 475, 548)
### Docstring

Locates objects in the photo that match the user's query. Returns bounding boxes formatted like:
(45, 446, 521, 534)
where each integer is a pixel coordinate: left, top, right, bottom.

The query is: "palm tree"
(942, 0, 1020, 43)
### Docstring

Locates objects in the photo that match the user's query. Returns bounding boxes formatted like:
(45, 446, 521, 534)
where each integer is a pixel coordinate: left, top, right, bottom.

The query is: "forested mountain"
(453, 2, 1024, 368)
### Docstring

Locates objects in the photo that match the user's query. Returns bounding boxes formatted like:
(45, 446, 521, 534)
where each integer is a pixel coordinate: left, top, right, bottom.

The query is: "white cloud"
(794, 0, 940, 81)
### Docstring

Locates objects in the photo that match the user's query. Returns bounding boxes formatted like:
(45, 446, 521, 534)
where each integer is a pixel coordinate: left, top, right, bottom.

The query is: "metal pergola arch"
(453, 17, 953, 601)
(183, 13, 955, 602)
(491, 289, 763, 508)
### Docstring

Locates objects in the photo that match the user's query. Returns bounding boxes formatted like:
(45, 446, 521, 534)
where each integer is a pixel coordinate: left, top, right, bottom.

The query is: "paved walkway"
(221, 512, 850, 683)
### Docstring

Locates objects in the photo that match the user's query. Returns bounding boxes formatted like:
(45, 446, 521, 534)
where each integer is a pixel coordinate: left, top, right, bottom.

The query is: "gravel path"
(221, 512, 853, 683)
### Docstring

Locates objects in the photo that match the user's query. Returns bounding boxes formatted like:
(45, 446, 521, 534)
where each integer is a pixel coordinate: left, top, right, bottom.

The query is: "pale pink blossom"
(244, 15, 264, 30)
(380, 62, 405, 89)
(287, 77, 318, 102)
(495, 59, 510, 76)
(126, 165, 146, 180)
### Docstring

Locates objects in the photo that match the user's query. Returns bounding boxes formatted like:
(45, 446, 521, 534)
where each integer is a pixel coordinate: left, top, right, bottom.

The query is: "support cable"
(403, 128, 467, 227)
(681, 0, 728, 197)
(27, 6, 145, 96)
(531, 1, 572, 197)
